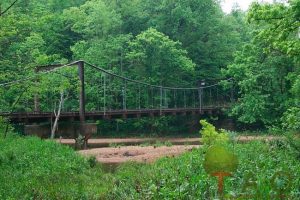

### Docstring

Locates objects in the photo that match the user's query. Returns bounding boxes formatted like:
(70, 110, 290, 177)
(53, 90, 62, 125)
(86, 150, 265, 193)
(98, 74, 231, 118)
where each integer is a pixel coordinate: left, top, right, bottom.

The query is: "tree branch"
(51, 91, 64, 139)
(0, 0, 19, 16)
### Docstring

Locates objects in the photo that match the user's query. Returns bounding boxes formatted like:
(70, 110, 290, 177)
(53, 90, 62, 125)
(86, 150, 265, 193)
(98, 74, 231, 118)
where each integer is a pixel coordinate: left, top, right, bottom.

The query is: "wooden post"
(198, 88, 202, 112)
(78, 61, 85, 122)
(78, 61, 85, 135)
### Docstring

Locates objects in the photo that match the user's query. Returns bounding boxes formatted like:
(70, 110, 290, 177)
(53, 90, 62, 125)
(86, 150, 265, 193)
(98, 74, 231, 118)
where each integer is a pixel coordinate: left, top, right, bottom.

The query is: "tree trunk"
(51, 91, 64, 139)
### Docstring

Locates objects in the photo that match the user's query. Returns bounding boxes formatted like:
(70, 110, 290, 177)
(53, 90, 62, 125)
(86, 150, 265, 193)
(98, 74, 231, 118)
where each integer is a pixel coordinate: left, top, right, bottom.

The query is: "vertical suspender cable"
(174, 89, 176, 108)
(164, 89, 167, 108)
(123, 80, 127, 110)
(193, 90, 196, 108)
(151, 87, 154, 109)
(138, 85, 141, 110)
(103, 74, 106, 115)
(160, 86, 162, 115)
(209, 88, 212, 107)
(230, 80, 234, 103)
(216, 87, 219, 107)
(184, 90, 186, 108)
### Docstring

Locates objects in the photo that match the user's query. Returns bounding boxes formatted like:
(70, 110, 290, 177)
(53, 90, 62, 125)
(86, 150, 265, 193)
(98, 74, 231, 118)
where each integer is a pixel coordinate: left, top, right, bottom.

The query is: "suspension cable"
(0, 61, 78, 87)
(84, 61, 232, 90)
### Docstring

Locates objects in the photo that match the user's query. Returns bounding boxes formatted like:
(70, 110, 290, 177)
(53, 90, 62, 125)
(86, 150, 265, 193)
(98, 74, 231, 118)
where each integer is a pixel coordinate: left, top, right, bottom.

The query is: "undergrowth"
(1, 135, 299, 199)
(108, 141, 300, 199)
(0, 136, 111, 200)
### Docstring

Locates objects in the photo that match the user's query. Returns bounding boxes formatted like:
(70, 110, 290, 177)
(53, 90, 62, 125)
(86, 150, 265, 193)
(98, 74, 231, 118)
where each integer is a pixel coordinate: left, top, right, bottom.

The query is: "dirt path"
(79, 145, 199, 164)
(75, 136, 282, 164)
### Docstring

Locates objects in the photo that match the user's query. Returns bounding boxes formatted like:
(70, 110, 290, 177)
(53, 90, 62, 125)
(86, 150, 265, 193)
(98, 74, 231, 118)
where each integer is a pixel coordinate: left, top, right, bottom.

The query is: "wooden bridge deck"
(1, 107, 225, 123)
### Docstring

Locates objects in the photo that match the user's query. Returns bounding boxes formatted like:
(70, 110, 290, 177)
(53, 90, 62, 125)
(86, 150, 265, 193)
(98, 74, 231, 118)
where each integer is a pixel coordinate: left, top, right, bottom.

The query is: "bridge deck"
(1, 107, 225, 123)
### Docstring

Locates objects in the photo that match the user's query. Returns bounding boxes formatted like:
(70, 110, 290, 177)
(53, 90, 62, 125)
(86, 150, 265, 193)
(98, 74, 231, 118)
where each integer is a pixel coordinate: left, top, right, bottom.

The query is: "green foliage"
(1, 134, 300, 199)
(109, 143, 125, 148)
(141, 0, 247, 79)
(248, 0, 300, 56)
(199, 120, 229, 146)
(164, 141, 173, 147)
(224, 1, 300, 127)
(0, 136, 111, 199)
(285, 133, 300, 159)
(126, 28, 195, 86)
(0, 117, 14, 138)
(0, 0, 250, 131)
(282, 107, 300, 131)
(87, 156, 97, 168)
(3, 0, 295, 130)
(108, 141, 300, 199)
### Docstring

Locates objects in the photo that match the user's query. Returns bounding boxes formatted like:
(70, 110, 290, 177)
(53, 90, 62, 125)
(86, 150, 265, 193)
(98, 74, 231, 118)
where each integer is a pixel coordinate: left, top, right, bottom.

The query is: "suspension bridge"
(1, 60, 234, 122)
(0, 60, 234, 138)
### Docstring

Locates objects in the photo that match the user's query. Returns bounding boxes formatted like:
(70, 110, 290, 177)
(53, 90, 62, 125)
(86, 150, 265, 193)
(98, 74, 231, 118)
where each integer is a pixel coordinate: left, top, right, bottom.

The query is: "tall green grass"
(0, 137, 111, 200)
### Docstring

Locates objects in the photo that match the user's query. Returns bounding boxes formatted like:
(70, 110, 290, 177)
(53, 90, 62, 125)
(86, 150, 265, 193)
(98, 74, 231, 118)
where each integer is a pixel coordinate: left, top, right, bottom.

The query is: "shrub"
(285, 133, 300, 159)
(87, 156, 98, 168)
(199, 119, 229, 146)
(0, 136, 111, 199)
(0, 117, 14, 138)
(281, 107, 300, 131)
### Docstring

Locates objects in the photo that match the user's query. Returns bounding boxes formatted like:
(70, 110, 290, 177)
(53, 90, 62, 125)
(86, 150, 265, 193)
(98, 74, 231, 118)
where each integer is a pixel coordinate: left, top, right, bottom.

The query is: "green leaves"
(63, 0, 121, 38)
(281, 107, 300, 131)
(126, 28, 195, 86)
(248, 1, 300, 56)
(224, 1, 300, 126)
(199, 120, 229, 146)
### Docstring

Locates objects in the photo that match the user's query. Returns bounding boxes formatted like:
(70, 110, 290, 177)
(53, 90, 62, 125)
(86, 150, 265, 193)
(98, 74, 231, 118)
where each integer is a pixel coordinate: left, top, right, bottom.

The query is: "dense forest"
(1, 1, 300, 199)
(0, 0, 299, 132)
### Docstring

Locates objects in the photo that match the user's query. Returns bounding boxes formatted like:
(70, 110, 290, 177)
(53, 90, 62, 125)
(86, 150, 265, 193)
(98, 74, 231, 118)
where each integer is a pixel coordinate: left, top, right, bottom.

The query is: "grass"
(108, 140, 300, 199)
(108, 143, 125, 148)
(139, 140, 173, 147)
(1, 135, 299, 199)
(0, 136, 111, 200)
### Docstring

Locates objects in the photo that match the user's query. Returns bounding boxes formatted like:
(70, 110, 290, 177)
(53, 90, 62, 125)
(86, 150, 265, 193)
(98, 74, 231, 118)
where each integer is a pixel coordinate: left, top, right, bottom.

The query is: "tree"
(224, 1, 299, 127)
(126, 28, 195, 86)
(142, 0, 246, 80)
(51, 91, 64, 139)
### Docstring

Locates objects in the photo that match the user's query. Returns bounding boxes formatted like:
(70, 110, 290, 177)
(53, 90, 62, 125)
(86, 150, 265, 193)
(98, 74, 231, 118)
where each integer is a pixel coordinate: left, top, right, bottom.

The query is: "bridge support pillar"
(77, 61, 90, 149)
(78, 61, 86, 138)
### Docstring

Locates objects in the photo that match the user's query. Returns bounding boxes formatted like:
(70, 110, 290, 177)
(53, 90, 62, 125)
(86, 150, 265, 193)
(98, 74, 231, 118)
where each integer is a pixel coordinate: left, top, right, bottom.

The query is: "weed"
(109, 143, 125, 148)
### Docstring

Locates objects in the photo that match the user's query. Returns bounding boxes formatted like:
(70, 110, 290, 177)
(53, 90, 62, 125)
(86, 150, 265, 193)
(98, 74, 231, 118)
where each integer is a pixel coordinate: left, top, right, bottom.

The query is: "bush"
(0, 136, 111, 199)
(0, 117, 14, 138)
(282, 107, 300, 131)
(199, 119, 229, 146)
(285, 133, 300, 159)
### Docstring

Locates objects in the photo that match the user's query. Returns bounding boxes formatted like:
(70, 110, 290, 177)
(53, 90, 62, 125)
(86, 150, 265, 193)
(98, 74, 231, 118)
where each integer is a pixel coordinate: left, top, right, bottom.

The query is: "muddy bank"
(79, 145, 199, 164)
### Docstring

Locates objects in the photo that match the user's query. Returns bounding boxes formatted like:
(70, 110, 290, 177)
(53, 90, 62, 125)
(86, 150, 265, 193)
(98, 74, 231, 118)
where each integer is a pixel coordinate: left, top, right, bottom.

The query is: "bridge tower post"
(198, 87, 203, 113)
(78, 61, 85, 135)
